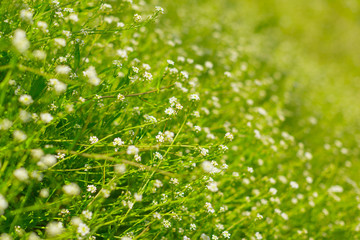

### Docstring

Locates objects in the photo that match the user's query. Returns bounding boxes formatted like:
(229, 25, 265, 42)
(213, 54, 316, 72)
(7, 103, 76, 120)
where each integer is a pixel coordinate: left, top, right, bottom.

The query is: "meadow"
(0, 0, 359, 239)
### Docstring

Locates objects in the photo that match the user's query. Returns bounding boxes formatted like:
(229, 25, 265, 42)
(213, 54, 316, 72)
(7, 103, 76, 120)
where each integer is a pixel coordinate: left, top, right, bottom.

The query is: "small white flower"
(113, 137, 124, 146)
(0, 194, 9, 214)
(83, 66, 100, 86)
(0, 119, 13, 130)
(134, 193, 142, 202)
(117, 94, 125, 101)
(154, 152, 163, 160)
(255, 232, 263, 240)
(54, 38, 66, 47)
(68, 13, 79, 22)
(162, 219, 171, 228)
(63, 183, 81, 196)
(225, 132, 234, 141)
(127, 145, 139, 155)
(13, 130, 27, 142)
(133, 14, 142, 22)
(82, 210, 92, 220)
(143, 71, 153, 81)
(222, 231, 230, 239)
(114, 164, 126, 174)
(40, 113, 53, 123)
(89, 136, 99, 144)
(165, 107, 175, 116)
(55, 65, 71, 75)
(13, 167, 29, 181)
(12, 29, 30, 53)
(155, 6, 164, 14)
(77, 223, 90, 236)
(39, 188, 49, 198)
(19, 94, 34, 105)
(207, 182, 218, 192)
(20, 9, 33, 23)
(46, 221, 64, 237)
(189, 94, 200, 101)
(269, 188, 277, 195)
(290, 181, 299, 189)
(87, 185, 97, 193)
(37, 21, 48, 32)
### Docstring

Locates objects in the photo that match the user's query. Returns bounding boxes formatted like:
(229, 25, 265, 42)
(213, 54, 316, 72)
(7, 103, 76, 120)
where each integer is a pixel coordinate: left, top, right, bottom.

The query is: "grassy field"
(0, 0, 359, 239)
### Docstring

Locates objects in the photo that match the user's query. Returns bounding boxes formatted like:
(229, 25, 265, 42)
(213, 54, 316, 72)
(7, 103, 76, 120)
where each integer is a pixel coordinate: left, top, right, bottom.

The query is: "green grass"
(0, 0, 359, 239)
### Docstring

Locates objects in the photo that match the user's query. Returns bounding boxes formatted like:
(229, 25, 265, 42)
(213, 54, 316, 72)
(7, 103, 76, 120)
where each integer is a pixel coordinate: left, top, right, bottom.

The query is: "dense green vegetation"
(0, 0, 359, 239)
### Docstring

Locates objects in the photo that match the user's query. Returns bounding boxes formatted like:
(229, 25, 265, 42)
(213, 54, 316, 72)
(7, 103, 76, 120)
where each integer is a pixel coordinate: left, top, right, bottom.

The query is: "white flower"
(113, 137, 124, 146)
(13, 29, 30, 53)
(194, 125, 201, 132)
(20, 9, 33, 23)
(207, 182, 218, 192)
(154, 179, 163, 188)
(117, 94, 125, 101)
(82, 210, 93, 220)
(63, 183, 81, 196)
(162, 219, 171, 228)
(28, 232, 40, 240)
(189, 94, 200, 101)
(155, 6, 164, 14)
(54, 38, 66, 47)
(19, 109, 32, 122)
(269, 188, 277, 195)
(117, 49, 127, 58)
(328, 185, 343, 193)
(19, 94, 34, 105)
(89, 136, 99, 144)
(134, 154, 141, 162)
(200, 148, 209, 156)
(55, 65, 71, 75)
(39, 188, 49, 198)
(38, 154, 57, 169)
(154, 152, 163, 160)
(143, 71, 153, 81)
(255, 232, 263, 240)
(0, 233, 12, 240)
(40, 113, 53, 123)
(222, 231, 230, 239)
(68, 13, 79, 22)
(13, 168, 29, 181)
(83, 66, 100, 86)
(156, 132, 164, 142)
(37, 21, 48, 32)
(0, 194, 9, 214)
(200, 234, 210, 240)
(290, 181, 299, 189)
(87, 185, 97, 193)
(134, 193, 142, 202)
(133, 14, 142, 22)
(165, 107, 175, 116)
(0, 119, 13, 130)
(13, 130, 27, 142)
(46, 221, 64, 237)
(114, 164, 126, 174)
(225, 132, 234, 141)
(77, 223, 90, 236)
(127, 145, 139, 155)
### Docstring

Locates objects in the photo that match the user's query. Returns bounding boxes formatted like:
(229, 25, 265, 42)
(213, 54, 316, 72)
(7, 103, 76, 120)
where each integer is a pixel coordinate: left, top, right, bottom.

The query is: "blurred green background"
(160, 0, 360, 176)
